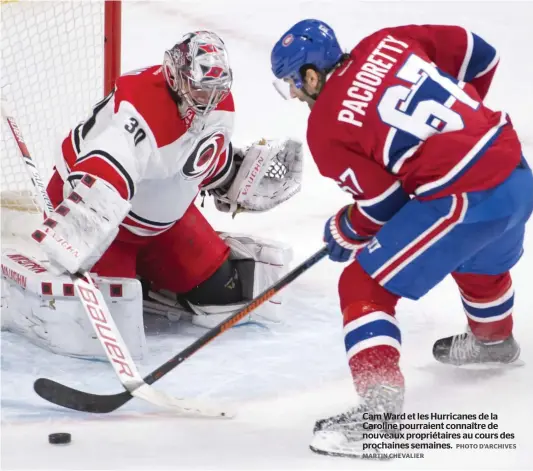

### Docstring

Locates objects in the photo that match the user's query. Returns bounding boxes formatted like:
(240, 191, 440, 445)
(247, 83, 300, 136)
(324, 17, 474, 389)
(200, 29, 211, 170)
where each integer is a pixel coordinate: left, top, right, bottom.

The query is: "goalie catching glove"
(31, 174, 131, 275)
(207, 138, 303, 214)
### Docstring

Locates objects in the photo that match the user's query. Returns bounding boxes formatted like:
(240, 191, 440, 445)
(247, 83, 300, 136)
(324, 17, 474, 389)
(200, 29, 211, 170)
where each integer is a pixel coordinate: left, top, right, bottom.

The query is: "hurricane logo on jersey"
(181, 131, 226, 180)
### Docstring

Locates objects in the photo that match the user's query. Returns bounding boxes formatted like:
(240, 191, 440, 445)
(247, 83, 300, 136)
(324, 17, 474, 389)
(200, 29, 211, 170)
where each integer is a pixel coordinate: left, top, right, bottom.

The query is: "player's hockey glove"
(324, 205, 371, 262)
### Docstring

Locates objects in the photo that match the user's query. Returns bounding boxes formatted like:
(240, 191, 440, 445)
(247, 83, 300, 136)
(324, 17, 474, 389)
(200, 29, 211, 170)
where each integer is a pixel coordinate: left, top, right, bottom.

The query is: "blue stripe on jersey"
(359, 183, 410, 224)
(416, 121, 506, 197)
(462, 294, 514, 319)
(405, 74, 452, 114)
(465, 33, 497, 82)
(385, 132, 420, 173)
(344, 319, 402, 353)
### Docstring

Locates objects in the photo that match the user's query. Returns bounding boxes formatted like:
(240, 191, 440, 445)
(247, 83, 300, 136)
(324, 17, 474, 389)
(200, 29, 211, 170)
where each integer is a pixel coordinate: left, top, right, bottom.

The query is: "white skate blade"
(453, 358, 525, 370)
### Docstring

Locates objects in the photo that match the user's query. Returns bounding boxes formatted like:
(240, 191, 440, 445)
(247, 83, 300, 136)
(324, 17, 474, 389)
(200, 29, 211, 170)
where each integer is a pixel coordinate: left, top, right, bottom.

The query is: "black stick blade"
(34, 378, 131, 413)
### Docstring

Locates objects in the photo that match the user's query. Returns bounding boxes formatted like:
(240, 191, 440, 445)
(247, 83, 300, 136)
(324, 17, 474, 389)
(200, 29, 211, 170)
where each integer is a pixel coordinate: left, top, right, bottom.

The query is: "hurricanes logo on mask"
(204, 66, 224, 79)
(198, 43, 219, 54)
(197, 43, 226, 80)
(181, 131, 226, 180)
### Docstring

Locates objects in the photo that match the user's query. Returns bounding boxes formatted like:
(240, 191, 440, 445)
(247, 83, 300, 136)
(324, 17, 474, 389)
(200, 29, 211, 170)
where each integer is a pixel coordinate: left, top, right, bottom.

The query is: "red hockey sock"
(452, 272, 514, 342)
(343, 301, 404, 396)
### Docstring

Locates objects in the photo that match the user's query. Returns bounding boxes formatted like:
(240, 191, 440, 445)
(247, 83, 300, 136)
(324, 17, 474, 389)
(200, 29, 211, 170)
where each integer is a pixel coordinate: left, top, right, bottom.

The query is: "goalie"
(1, 31, 301, 360)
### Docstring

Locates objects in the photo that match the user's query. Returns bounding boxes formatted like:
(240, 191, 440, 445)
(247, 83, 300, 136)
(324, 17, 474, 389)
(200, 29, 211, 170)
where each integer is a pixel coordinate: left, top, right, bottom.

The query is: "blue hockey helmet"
(271, 19, 343, 89)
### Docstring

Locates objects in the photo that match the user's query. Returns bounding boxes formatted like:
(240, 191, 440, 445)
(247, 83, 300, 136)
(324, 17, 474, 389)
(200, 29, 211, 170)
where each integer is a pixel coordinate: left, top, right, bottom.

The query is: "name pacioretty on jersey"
(338, 35, 409, 128)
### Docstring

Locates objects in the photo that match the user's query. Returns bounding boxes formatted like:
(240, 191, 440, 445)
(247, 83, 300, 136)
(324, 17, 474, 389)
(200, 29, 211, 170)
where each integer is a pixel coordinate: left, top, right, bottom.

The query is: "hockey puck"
(48, 433, 71, 445)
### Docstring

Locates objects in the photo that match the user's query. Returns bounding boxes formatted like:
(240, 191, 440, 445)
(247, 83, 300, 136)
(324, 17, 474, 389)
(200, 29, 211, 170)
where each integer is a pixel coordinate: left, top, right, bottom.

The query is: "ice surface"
(2, 1, 533, 469)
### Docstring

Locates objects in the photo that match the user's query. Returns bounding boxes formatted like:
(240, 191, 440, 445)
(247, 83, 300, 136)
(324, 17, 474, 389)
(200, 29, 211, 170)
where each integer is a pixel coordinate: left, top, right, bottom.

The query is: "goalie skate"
(309, 384, 404, 459)
(433, 332, 521, 367)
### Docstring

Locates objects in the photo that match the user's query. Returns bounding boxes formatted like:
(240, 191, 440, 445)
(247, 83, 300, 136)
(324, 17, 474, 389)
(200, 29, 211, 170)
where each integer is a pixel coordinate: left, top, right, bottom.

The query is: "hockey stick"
(34, 246, 329, 413)
(2, 100, 228, 417)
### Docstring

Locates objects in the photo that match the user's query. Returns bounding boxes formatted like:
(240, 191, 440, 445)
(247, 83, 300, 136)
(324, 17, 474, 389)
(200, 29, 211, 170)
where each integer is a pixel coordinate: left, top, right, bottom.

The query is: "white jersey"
(58, 65, 235, 237)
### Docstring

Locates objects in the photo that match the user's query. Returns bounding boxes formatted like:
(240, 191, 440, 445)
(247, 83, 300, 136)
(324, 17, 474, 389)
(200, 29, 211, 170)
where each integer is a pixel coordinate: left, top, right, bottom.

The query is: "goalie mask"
(163, 31, 233, 115)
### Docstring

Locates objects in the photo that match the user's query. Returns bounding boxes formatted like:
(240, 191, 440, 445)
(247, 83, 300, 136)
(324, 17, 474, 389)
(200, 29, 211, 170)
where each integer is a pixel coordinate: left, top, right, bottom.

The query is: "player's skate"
(309, 384, 404, 459)
(433, 331, 521, 366)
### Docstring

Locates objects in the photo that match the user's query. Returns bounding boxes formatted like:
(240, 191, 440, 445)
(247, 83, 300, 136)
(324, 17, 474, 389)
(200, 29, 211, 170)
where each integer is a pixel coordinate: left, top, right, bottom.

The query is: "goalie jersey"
(307, 25, 523, 238)
(57, 65, 235, 238)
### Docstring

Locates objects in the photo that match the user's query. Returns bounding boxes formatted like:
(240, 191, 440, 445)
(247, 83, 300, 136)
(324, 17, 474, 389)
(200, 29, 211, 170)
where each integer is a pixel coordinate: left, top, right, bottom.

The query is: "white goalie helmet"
(163, 31, 233, 115)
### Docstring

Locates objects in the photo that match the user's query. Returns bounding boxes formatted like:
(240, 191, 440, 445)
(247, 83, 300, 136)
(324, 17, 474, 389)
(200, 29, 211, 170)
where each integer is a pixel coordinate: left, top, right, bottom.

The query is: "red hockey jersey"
(58, 65, 235, 238)
(307, 25, 522, 237)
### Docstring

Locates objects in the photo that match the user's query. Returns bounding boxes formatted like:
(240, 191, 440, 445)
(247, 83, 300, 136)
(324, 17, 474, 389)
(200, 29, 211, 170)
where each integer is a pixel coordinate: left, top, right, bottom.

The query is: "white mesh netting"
(1, 0, 107, 220)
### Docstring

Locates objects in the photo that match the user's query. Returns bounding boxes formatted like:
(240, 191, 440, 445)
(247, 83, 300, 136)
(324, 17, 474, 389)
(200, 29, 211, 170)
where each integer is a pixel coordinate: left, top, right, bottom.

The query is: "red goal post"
(104, 1, 122, 96)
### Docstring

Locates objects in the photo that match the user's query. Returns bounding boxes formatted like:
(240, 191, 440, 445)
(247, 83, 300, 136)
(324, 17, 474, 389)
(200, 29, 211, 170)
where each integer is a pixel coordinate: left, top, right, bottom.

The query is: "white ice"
(2, 1, 533, 470)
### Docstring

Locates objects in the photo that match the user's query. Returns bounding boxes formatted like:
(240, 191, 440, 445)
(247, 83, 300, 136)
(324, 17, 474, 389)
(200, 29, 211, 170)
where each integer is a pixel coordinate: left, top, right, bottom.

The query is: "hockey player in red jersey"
(271, 20, 532, 457)
(2, 31, 301, 360)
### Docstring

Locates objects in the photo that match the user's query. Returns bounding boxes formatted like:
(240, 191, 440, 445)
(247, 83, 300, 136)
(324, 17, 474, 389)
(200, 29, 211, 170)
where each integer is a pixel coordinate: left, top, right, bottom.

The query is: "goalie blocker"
(1, 233, 292, 360)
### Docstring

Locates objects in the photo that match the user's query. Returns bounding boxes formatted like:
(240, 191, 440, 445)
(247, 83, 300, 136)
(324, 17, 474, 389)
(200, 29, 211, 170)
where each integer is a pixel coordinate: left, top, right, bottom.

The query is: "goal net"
(1, 0, 120, 237)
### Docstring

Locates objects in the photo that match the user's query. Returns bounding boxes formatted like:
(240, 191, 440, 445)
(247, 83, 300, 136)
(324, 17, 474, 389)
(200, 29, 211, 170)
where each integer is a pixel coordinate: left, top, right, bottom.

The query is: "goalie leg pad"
(187, 233, 293, 328)
(1, 249, 146, 360)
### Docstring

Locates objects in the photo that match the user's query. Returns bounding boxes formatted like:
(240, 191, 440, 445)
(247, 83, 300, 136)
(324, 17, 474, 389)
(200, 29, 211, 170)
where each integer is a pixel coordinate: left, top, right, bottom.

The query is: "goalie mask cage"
(1, 0, 121, 237)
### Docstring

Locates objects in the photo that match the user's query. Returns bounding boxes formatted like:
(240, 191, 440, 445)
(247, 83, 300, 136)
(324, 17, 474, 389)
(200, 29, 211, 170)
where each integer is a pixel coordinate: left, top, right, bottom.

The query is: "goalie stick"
(2, 99, 228, 418)
(34, 246, 329, 413)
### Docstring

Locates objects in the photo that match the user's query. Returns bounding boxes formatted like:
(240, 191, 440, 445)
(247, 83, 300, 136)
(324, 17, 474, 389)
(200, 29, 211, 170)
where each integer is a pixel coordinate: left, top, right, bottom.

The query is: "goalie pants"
(46, 170, 229, 293)
(339, 158, 533, 394)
